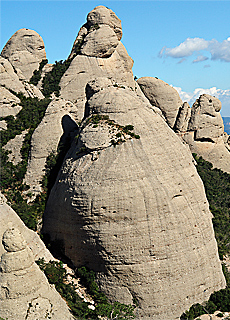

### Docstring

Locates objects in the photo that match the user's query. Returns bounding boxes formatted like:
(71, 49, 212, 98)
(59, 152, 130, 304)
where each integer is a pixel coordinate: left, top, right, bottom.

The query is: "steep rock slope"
(60, 6, 135, 120)
(1, 28, 46, 81)
(23, 98, 78, 195)
(43, 78, 225, 320)
(0, 226, 75, 320)
(138, 77, 230, 173)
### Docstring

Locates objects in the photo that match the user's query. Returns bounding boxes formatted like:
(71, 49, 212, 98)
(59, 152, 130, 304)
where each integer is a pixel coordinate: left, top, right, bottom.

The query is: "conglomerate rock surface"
(138, 77, 230, 174)
(0, 226, 75, 320)
(1, 28, 46, 81)
(43, 78, 226, 320)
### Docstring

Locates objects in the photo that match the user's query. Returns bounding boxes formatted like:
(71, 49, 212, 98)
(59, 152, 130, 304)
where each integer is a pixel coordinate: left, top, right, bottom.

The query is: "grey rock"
(182, 94, 230, 173)
(3, 130, 28, 165)
(87, 6, 122, 40)
(175, 102, 191, 132)
(0, 227, 75, 320)
(43, 78, 225, 320)
(81, 25, 119, 58)
(137, 77, 183, 128)
(23, 98, 78, 196)
(0, 86, 22, 117)
(1, 28, 46, 81)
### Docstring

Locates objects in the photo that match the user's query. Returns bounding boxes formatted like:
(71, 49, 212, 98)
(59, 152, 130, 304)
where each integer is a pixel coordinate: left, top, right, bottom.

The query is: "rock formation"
(1, 28, 46, 81)
(60, 5, 135, 120)
(43, 77, 226, 320)
(138, 77, 230, 173)
(3, 129, 28, 165)
(182, 94, 230, 173)
(23, 98, 78, 195)
(0, 226, 75, 320)
(0, 192, 52, 260)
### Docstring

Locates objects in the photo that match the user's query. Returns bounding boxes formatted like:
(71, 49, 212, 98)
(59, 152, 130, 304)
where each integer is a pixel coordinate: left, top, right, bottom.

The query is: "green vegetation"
(0, 92, 51, 230)
(29, 59, 48, 85)
(180, 154, 230, 319)
(42, 59, 72, 98)
(36, 259, 136, 320)
(193, 154, 230, 259)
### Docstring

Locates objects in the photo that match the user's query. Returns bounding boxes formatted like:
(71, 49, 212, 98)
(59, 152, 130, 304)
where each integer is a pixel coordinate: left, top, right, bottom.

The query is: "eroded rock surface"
(23, 98, 78, 195)
(60, 6, 135, 120)
(1, 28, 46, 81)
(137, 77, 183, 128)
(3, 130, 28, 165)
(43, 78, 225, 320)
(0, 226, 74, 320)
(183, 94, 230, 173)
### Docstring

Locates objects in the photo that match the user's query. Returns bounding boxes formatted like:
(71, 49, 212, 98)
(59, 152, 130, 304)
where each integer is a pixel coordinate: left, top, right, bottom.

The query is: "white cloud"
(160, 37, 230, 63)
(173, 86, 230, 116)
(192, 55, 208, 63)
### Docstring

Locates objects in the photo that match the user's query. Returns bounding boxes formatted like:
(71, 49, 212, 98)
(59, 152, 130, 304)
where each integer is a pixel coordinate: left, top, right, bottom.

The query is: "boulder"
(137, 77, 183, 128)
(81, 25, 119, 58)
(1, 28, 46, 81)
(0, 226, 75, 320)
(43, 78, 225, 320)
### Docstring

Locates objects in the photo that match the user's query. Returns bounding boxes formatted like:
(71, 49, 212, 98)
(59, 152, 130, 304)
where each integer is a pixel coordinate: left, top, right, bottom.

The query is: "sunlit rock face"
(1, 28, 46, 81)
(43, 78, 226, 320)
(0, 226, 75, 320)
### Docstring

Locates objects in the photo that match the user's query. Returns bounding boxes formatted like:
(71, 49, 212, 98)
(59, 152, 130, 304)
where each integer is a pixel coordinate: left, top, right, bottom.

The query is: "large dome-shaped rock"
(0, 227, 74, 320)
(137, 77, 184, 128)
(1, 28, 46, 81)
(183, 94, 230, 173)
(43, 78, 225, 320)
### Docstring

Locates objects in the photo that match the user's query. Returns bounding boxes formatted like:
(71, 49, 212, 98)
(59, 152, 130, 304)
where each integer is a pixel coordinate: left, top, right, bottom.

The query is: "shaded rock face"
(0, 192, 53, 261)
(1, 28, 46, 81)
(43, 78, 225, 320)
(0, 226, 74, 320)
(23, 98, 78, 196)
(61, 6, 135, 120)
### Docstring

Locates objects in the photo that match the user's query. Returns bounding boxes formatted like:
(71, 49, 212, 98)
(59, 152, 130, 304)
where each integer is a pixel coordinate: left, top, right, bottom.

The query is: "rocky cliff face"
(0, 226, 74, 320)
(43, 78, 226, 320)
(138, 77, 230, 174)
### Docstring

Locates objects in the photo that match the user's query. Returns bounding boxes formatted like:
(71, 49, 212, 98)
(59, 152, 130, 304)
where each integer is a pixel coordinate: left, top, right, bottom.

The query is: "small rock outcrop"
(0, 227, 75, 320)
(1, 28, 46, 81)
(3, 130, 28, 165)
(137, 77, 184, 128)
(43, 78, 225, 320)
(183, 94, 230, 173)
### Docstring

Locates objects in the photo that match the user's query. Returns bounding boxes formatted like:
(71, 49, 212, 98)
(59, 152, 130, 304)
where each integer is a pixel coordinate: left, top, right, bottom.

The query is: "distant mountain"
(223, 117, 230, 134)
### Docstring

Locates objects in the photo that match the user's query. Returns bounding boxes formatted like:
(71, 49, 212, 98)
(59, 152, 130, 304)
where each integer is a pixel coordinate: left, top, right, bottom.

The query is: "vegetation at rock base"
(0, 92, 51, 230)
(29, 59, 48, 85)
(36, 259, 136, 320)
(180, 154, 230, 319)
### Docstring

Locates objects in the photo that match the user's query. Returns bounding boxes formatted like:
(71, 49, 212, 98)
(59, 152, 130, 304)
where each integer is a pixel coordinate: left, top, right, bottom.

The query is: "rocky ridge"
(138, 77, 230, 173)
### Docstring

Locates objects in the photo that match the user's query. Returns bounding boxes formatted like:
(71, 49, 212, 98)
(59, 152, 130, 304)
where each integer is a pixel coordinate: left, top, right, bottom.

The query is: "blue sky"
(1, 1, 230, 116)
